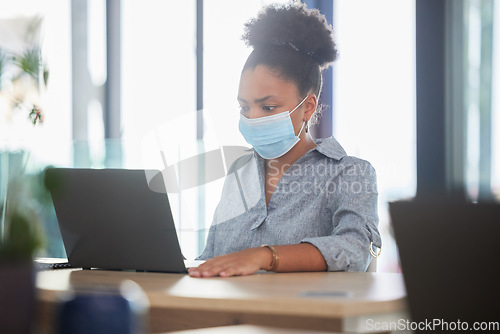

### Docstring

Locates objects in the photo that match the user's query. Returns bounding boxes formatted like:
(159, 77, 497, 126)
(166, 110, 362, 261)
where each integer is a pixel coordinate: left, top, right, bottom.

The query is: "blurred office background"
(0, 0, 498, 272)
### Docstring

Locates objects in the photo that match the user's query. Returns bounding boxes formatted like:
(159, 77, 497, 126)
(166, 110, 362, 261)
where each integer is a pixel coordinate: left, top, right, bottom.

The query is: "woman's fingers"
(189, 258, 230, 277)
(188, 248, 266, 278)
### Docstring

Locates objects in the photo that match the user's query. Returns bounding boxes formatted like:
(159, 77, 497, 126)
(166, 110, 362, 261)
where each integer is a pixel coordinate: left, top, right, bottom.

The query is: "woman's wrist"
(260, 245, 279, 271)
(259, 245, 273, 271)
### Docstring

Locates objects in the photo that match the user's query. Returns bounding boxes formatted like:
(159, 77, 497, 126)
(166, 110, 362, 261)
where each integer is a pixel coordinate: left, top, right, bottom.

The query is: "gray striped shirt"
(198, 136, 381, 271)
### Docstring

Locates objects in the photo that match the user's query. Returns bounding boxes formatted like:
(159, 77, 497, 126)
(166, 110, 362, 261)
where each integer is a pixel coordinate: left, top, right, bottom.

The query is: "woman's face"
(238, 65, 306, 132)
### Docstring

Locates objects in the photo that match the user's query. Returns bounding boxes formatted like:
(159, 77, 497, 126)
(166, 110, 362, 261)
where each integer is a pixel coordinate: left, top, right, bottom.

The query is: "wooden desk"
(166, 324, 340, 333)
(36, 270, 408, 333)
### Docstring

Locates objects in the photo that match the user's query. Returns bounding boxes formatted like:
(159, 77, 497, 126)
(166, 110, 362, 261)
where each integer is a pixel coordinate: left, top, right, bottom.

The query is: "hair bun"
(242, 3, 338, 68)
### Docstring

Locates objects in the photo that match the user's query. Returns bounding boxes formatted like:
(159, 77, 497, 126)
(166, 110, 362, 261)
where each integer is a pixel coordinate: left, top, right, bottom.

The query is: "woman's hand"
(188, 247, 271, 278)
(189, 243, 327, 278)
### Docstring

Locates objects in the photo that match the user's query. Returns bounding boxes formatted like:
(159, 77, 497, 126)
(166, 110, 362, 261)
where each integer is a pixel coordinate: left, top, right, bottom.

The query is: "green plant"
(0, 49, 7, 90)
(0, 46, 48, 126)
(0, 177, 44, 262)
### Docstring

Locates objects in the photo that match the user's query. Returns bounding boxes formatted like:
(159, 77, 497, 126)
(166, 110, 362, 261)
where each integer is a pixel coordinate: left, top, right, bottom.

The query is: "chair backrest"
(390, 199, 500, 326)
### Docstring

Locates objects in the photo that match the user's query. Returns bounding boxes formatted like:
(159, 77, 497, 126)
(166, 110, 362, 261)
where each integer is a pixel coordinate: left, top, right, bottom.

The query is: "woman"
(189, 3, 381, 278)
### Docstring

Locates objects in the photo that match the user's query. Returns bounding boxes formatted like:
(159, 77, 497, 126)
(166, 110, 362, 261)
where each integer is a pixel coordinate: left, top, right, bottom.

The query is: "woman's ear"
(303, 94, 318, 122)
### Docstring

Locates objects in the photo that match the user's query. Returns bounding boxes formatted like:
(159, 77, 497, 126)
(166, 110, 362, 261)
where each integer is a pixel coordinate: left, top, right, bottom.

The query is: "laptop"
(389, 199, 500, 331)
(44, 168, 191, 273)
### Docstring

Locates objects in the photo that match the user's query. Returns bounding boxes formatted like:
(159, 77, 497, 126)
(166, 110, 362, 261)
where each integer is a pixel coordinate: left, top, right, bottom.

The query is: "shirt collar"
(312, 136, 347, 161)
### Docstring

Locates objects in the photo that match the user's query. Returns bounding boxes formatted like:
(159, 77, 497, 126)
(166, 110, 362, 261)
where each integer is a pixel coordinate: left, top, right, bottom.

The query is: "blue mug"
(58, 280, 148, 334)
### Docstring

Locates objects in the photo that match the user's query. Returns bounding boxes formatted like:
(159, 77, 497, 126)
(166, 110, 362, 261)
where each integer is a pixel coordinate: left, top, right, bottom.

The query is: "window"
(1, 0, 72, 257)
(333, 0, 416, 272)
(493, 2, 500, 200)
(465, 0, 500, 201)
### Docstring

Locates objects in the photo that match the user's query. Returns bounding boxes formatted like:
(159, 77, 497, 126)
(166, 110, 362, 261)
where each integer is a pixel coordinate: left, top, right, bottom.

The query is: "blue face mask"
(238, 96, 308, 159)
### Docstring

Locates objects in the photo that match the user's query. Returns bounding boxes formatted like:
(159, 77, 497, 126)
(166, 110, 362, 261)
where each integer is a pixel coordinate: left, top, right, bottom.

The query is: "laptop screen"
(45, 168, 187, 273)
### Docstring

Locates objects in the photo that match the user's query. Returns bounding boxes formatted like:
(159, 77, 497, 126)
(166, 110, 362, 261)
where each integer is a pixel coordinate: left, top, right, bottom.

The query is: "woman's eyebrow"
(237, 95, 276, 104)
(254, 95, 275, 103)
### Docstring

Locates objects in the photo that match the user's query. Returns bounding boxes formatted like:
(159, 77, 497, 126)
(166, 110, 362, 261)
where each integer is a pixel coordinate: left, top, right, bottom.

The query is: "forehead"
(238, 65, 299, 100)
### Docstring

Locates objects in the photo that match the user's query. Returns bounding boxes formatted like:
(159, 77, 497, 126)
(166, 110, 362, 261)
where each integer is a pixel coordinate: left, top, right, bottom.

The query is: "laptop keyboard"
(34, 258, 76, 271)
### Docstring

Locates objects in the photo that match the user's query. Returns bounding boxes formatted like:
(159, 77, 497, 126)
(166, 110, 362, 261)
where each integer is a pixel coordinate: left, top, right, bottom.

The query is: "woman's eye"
(239, 106, 249, 113)
(263, 106, 276, 111)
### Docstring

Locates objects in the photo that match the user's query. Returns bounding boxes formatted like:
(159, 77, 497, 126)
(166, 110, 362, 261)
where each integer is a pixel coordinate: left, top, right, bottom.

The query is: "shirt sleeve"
(301, 159, 381, 272)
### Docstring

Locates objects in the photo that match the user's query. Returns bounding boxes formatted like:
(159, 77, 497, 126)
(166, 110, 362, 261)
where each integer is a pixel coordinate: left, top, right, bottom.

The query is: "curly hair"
(242, 2, 338, 117)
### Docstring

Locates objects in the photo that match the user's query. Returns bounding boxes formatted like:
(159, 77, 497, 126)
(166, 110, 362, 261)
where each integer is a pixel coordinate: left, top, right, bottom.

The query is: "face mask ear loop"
(296, 121, 306, 137)
(289, 95, 309, 116)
